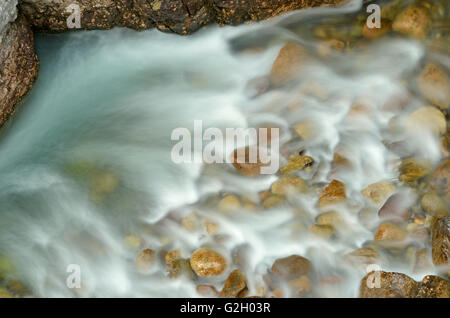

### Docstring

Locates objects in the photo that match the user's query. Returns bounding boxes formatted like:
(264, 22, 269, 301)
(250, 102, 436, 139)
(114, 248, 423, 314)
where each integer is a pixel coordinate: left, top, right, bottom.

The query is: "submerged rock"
(280, 155, 314, 175)
(431, 216, 450, 275)
(269, 42, 310, 87)
(136, 248, 156, 274)
(415, 275, 450, 298)
(429, 159, 450, 198)
(190, 247, 227, 277)
(374, 222, 407, 242)
(271, 176, 307, 195)
(421, 192, 448, 216)
(318, 180, 346, 211)
(392, 4, 431, 39)
(404, 106, 446, 136)
(271, 255, 312, 280)
(309, 224, 335, 239)
(362, 181, 396, 206)
(219, 269, 247, 298)
(418, 63, 450, 110)
(398, 158, 432, 186)
(378, 192, 411, 221)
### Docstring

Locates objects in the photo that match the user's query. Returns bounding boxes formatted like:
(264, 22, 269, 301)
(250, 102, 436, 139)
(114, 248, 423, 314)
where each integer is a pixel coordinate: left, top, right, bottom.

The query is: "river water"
(0, 0, 447, 297)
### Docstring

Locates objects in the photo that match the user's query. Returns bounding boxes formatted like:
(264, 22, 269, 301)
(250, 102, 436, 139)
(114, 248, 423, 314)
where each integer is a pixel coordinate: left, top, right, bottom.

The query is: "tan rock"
(362, 182, 396, 206)
(136, 249, 156, 274)
(218, 195, 241, 213)
(294, 120, 317, 140)
(363, 20, 391, 39)
(165, 249, 181, 267)
(392, 5, 431, 39)
(232, 147, 265, 177)
(374, 222, 407, 242)
(219, 269, 247, 298)
(0, 287, 13, 298)
(413, 248, 433, 274)
(405, 106, 446, 136)
(203, 219, 220, 235)
(378, 192, 411, 221)
(398, 158, 432, 185)
(430, 216, 450, 274)
(182, 211, 201, 230)
(271, 255, 312, 280)
(359, 271, 419, 298)
(318, 180, 346, 211)
(168, 259, 195, 279)
(418, 63, 450, 109)
(190, 248, 227, 277)
(271, 177, 307, 195)
(288, 275, 311, 295)
(421, 192, 448, 216)
(316, 211, 343, 227)
(90, 171, 119, 203)
(416, 275, 450, 298)
(262, 195, 285, 209)
(429, 159, 450, 197)
(280, 155, 314, 175)
(309, 224, 335, 239)
(344, 248, 378, 267)
(196, 285, 219, 297)
(270, 42, 309, 87)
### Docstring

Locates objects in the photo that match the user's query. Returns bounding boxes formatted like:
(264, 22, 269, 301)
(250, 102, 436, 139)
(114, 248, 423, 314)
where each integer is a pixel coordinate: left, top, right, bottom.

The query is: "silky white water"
(0, 0, 444, 297)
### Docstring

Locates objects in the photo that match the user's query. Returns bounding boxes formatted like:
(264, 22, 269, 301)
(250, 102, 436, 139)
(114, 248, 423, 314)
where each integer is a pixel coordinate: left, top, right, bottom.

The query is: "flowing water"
(0, 0, 448, 297)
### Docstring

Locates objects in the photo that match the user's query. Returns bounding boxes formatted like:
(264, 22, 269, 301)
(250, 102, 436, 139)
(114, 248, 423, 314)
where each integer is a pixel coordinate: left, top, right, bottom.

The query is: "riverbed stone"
(271, 255, 312, 280)
(318, 180, 346, 211)
(280, 155, 314, 175)
(374, 222, 407, 242)
(415, 275, 450, 298)
(405, 106, 446, 136)
(219, 269, 247, 298)
(190, 247, 227, 277)
(431, 216, 450, 275)
(269, 42, 309, 87)
(362, 181, 396, 206)
(271, 176, 307, 195)
(398, 158, 432, 186)
(418, 63, 450, 110)
(392, 4, 431, 39)
(429, 159, 450, 198)
(421, 192, 448, 216)
(136, 248, 156, 274)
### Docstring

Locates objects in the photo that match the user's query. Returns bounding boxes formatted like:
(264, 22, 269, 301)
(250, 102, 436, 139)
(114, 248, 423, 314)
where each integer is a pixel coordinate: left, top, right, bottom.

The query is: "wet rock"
(431, 216, 450, 275)
(271, 176, 307, 195)
(168, 258, 195, 279)
(429, 159, 450, 197)
(136, 249, 156, 274)
(203, 219, 219, 235)
(262, 195, 285, 209)
(405, 106, 446, 136)
(165, 249, 181, 266)
(362, 182, 396, 206)
(344, 248, 378, 267)
(0, 13, 39, 129)
(413, 248, 433, 274)
(182, 211, 201, 230)
(269, 42, 309, 87)
(90, 171, 119, 202)
(418, 63, 450, 110)
(196, 285, 219, 297)
(378, 192, 411, 221)
(219, 269, 247, 298)
(374, 222, 407, 242)
(392, 4, 431, 39)
(288, 275, 311, 296)
(421, 192, 448, 216)
(213, 0, 344, 26)
(190, 247, 227, 277)
(316, 211, 343, 228)
(271, 255, 312, 280)
(294, 120, 317, 140)
(280, 155, 314, 175)
(232, 147, 265, 177)
(218, 195, 241, 212)
(398, 158, 432, 186)
(363, 20, 391, 39)
(316, 39, 345, 58)
(415, 275, 450, 298)
(309, 224, 335, 239)
(318, 180, 346, 211)
(359, 271, 419, 298)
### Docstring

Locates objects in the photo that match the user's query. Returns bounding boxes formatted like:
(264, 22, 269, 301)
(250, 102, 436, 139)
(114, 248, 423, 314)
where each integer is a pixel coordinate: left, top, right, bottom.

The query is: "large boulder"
(0, 2, 39, 129)
(19, 0, 345, 34)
